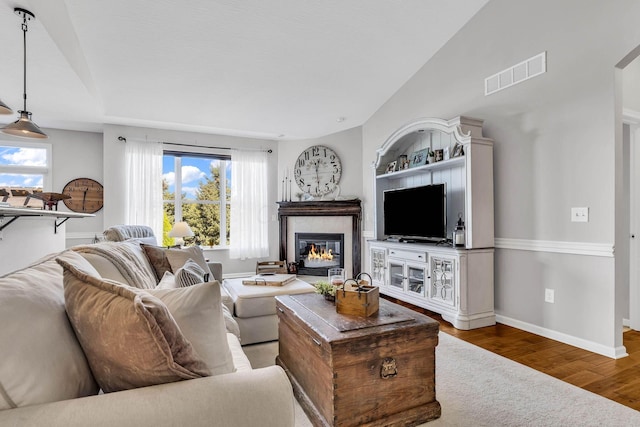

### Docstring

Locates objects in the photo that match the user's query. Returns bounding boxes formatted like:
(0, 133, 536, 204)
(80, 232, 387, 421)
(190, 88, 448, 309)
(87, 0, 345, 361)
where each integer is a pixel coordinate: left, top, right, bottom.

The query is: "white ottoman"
(223, 277, 316, 345)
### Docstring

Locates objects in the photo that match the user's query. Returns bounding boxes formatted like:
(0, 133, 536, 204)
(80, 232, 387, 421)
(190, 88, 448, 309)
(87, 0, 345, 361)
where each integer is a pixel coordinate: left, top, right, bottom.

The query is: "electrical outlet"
(545, 288, 555, 303)
(571, 207, 589, 222)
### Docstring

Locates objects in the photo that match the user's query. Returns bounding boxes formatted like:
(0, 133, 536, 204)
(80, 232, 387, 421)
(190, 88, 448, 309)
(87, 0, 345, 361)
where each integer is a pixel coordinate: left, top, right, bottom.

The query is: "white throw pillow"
(157, 271, 177, 289)
(0, 250, 99, 410)
(147, 281, 236, 375)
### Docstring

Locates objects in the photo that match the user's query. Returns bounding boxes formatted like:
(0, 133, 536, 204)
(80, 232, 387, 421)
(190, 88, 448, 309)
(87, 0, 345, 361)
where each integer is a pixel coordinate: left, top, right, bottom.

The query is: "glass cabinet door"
(407, 263, 426, 296)
(370, 247, 387, 287)
(388, 259, 405, 290)
(430, 256, 455, 306)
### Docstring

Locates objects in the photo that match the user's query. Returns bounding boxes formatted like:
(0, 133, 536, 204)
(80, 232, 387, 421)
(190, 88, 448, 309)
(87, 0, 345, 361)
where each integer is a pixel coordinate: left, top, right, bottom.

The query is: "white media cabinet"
(369, 116, 495, 330)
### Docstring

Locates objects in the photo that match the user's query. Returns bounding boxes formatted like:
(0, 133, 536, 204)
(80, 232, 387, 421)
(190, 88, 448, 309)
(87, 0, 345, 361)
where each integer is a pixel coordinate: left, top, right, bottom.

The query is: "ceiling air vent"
(485, 51, 546, 96)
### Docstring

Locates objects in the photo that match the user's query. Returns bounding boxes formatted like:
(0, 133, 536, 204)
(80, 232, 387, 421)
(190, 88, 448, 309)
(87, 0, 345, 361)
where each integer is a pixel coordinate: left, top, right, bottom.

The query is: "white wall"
(47, 128, 103, 246)
(361, 0, 640, 357)
(278, 126, 364, 202)
(0, 218, 66, 275)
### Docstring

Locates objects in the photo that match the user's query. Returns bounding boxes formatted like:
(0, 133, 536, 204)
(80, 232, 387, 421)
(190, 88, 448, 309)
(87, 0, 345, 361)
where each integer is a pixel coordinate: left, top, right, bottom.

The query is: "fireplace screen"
(295, 232, 344, 276)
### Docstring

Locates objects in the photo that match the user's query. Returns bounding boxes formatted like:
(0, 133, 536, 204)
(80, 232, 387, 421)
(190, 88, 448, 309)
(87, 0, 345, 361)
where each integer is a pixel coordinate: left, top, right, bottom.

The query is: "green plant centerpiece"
(314, 280, 336, 301)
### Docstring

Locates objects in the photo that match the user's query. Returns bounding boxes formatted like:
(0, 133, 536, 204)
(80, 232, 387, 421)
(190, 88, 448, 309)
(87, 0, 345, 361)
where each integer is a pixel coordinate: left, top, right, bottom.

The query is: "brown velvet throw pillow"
(141, 243, 173, 282)
(58, 259, 211, 393)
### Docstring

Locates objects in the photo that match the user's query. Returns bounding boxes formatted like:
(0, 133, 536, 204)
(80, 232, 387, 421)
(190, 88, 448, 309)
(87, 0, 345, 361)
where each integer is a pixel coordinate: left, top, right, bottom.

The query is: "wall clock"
(62, 178, 104, 213)
(294, 145, 342, 197)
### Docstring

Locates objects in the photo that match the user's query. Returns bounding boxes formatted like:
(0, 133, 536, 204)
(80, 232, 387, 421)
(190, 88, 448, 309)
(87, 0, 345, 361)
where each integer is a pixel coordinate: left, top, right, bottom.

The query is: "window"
(162, 150, 231, 248)
(0, 141, 51, 207)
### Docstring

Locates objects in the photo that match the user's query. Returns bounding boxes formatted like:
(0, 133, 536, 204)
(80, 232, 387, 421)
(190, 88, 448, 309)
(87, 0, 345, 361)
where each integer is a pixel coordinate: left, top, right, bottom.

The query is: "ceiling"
(0, 0, 489, 140)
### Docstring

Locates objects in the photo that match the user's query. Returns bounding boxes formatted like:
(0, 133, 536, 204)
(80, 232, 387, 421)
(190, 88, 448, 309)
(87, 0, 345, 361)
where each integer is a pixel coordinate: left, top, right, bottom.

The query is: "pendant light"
(2, 8, 47, 139)
(0, 99, 12, 115)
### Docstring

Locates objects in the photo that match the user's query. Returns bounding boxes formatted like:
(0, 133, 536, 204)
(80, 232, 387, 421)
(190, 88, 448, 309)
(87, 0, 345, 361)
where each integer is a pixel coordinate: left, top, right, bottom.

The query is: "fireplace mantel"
(278, 200, 361, 277)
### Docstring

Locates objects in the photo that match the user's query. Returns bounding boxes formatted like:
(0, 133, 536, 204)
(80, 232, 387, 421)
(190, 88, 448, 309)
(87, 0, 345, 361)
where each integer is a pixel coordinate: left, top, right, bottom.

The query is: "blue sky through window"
(0, 146, 47, 189)
(162, 155, 230, 200)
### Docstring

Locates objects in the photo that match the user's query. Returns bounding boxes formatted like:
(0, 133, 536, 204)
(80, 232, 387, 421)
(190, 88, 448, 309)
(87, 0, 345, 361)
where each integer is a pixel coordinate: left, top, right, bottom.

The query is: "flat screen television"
(383, 183, 446, 241)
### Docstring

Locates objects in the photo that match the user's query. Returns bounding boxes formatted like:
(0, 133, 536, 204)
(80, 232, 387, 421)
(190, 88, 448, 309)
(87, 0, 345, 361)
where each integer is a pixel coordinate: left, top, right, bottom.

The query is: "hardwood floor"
(383, 296, 640, 412)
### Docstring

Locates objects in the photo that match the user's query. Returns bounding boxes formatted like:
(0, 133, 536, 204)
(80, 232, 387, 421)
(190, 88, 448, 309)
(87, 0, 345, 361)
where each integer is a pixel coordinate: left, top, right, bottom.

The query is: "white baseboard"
(496, 314, 628, 359)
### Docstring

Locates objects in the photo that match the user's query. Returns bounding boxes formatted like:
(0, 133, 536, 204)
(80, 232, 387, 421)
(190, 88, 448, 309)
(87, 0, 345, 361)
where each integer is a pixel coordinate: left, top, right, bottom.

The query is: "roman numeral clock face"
(294, 145, 342, 197)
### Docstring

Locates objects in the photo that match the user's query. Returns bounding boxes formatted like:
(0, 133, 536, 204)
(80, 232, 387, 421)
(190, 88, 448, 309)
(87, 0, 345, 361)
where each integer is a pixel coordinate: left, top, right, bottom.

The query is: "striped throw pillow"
(175, 258, 206, 287)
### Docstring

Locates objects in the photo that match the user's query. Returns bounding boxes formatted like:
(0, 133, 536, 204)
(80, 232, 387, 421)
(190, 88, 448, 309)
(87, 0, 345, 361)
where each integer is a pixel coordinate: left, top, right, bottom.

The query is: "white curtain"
(125, 139, 163, 241)
(229, 149, 269, 259)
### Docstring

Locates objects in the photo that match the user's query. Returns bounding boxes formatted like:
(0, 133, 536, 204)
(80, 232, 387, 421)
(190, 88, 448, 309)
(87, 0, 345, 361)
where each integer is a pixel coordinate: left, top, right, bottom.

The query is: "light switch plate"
(545, 288, 555, 303)
(571, 207, 589, 222)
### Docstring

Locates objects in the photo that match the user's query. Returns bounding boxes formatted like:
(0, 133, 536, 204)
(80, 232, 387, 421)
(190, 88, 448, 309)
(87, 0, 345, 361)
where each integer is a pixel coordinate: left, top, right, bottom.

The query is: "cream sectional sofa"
(0, 240, 296, 427)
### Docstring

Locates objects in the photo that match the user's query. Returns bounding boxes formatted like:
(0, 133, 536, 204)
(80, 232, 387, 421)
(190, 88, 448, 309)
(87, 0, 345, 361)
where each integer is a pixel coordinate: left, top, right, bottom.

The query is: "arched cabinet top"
(373, 116, 489, 169)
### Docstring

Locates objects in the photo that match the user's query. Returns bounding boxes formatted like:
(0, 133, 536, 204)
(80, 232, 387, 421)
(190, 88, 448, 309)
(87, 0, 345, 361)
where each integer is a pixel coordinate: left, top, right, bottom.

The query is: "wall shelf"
(0, 207, 94, 234)
(376, 156, 465, 181)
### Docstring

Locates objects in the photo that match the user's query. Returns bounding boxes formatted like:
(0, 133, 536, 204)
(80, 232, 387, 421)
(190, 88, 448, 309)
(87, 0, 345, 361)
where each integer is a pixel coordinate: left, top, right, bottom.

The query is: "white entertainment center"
(369, 116, 495, 330)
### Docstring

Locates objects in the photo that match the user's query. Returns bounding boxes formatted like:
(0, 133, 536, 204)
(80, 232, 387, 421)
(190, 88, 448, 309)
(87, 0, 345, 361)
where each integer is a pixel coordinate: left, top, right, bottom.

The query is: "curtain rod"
(117, 136, 273, 153)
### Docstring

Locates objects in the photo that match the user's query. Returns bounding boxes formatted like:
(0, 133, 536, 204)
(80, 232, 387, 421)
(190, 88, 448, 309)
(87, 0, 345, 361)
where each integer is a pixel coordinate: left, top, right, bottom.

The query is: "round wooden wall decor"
(62, 178, 104, 213)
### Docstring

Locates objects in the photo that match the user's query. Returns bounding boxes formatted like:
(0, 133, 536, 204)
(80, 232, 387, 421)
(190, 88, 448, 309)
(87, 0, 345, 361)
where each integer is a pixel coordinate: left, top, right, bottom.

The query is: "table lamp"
(168, 221, 194, 247)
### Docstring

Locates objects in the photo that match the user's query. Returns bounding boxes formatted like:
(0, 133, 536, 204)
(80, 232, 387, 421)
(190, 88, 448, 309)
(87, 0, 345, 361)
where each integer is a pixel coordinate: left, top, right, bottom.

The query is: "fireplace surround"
(278, 200, 361, 278)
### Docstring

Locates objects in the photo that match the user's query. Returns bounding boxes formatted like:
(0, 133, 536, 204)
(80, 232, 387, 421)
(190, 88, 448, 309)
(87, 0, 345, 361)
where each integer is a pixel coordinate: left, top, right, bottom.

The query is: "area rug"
(243, 333, 640, 426)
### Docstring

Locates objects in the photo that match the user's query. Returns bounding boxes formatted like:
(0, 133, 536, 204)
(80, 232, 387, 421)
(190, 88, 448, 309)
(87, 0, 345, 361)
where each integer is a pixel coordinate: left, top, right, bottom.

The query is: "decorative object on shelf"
(281, 167, 292, 202)
(452, 142, 465, 158)
(62, 178, 104, 213)
(427, 149, 435, 164)
(324, 184, 341, 200)
(385, 160, 397, 173)
(1, 8, 47, 139)
(168, 221, 194, 247)
(453, 213, 465, 247)
(398, 154, 410, 170)
(27, 192, 71, 210)
(314, 280, 336, 301)
(443, 147, 450, 161)
(434, 149, 444, 162)
(294, 145, 342, 197)
(409, 148, 428, 168)
(335, 274, 379, 317)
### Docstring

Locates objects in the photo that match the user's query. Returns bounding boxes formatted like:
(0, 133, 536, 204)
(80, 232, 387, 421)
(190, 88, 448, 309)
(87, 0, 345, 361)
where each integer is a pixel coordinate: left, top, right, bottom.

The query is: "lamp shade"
(168, 222, 194, 238)
(0, 99, 12, 115)
(2, 111, 47, 139)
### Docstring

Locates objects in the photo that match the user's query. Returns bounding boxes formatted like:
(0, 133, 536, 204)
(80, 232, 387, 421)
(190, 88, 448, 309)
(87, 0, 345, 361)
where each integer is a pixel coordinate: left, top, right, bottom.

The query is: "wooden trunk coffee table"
(275, 293, 441, 427)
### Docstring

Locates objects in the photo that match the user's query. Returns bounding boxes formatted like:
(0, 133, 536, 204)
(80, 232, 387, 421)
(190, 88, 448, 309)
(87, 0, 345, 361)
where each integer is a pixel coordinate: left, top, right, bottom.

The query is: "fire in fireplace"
(295, 232, 344, 276)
